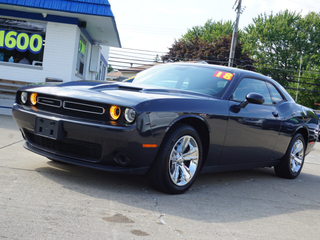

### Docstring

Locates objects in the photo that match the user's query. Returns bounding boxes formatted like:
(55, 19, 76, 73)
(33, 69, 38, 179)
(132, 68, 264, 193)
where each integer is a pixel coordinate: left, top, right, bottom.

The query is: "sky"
(105, 0, 319, 69)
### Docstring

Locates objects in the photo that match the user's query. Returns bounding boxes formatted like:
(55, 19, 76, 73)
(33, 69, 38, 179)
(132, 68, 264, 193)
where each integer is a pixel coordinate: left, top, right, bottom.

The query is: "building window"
(96, 59, 106, 81)
(0, 18, 46, 66)
(76, 35, 87, 77)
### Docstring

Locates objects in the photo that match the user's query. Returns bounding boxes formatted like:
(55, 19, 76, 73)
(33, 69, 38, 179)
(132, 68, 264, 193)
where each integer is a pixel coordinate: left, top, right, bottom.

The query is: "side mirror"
(240, 92, 265, 108)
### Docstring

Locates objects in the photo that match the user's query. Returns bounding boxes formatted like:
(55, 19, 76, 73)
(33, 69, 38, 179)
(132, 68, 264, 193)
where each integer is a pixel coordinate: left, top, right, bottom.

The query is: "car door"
(220, 78, 282, 165)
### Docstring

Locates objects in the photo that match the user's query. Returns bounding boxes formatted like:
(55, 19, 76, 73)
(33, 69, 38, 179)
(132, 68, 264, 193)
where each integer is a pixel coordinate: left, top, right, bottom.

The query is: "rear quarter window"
(266, 82, 284, 104)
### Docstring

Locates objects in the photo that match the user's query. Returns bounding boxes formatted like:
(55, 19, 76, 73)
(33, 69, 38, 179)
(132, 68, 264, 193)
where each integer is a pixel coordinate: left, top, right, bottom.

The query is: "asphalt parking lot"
(1, 114, 320, 239)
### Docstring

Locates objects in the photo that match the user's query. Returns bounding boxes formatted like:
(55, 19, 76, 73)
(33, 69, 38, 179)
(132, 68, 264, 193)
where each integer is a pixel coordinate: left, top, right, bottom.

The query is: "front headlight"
(21, 92, 28, 104)
(124, 108, 136, 123)
(30, 93, 38, 105)
(109, 105, 121, 120)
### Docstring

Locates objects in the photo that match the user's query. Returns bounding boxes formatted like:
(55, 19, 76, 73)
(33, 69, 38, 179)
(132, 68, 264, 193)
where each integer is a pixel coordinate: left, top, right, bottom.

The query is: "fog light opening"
(114, 152, 130, 166)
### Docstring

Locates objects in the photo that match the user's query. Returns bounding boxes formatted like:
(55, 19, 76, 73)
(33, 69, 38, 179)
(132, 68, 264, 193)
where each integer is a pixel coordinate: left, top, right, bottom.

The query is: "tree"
(241, 10, 304, 87)
(286, 66, 320, 108)
(241, 10, 320, 107)
(292, 12, 320, 108)
(154, 54, 161, 62)
(182, 19, 236, 43)
(107, 64, 114, 73)
(298, 12, 320, 68)
(162, 34, 254, 70)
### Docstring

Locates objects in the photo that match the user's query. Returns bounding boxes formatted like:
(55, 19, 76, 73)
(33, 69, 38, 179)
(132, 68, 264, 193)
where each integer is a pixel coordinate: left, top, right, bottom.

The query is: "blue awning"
(0, 0, 121, 47)
(0, 0, 114, 17)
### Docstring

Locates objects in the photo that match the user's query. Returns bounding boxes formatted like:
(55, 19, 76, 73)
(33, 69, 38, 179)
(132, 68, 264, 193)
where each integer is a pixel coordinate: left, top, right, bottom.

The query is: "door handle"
(272, 112, 279, 117)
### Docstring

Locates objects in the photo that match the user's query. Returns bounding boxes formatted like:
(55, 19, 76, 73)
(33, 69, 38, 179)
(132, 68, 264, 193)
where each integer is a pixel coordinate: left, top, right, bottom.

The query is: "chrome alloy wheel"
(290, 139, 304, 173)
(169, 135, 199, 186)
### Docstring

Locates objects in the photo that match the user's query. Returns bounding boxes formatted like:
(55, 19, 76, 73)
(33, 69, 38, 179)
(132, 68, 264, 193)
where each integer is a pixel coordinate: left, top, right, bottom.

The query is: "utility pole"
(228, 0, 244, 67)
(295, 55, 303, 102)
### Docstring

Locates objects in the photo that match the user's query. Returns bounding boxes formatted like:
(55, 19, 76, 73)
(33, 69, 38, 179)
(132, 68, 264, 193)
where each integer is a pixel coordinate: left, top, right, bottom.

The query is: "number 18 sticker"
(213, 71, 234, 81)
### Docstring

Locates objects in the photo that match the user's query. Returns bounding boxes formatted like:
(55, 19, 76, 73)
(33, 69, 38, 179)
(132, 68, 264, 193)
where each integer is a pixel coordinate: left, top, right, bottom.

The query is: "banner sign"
(0, 30, 43, 54)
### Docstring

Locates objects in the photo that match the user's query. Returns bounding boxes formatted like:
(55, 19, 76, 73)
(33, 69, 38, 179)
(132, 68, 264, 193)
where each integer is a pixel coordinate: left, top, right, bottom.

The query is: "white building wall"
(101, 46, 110, 59)
(0, 22, 81, 83)
(43, 22, 81, 82)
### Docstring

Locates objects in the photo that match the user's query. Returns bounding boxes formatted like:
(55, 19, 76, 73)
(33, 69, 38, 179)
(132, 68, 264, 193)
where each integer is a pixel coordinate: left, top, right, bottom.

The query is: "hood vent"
(118, 86, 143, 92)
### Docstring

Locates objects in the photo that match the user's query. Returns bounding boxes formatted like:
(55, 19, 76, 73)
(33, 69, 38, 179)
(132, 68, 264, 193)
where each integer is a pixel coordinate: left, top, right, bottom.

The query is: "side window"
(266, 82, 284, 104)
(232, 78, 272, 105)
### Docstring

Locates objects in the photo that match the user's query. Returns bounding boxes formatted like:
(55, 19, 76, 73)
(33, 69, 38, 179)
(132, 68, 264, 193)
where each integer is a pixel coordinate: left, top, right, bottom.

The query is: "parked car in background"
(122, 75, 135, 83)
(12, 63, 319, 194)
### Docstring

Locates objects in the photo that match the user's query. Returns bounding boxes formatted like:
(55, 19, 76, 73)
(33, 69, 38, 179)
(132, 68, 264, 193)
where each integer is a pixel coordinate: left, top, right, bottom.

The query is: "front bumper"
(24, 141, 149, 174)
(12, 103, 160, 174)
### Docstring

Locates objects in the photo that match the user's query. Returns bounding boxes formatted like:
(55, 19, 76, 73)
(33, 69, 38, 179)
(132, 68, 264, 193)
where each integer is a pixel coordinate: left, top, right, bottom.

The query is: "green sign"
(79, 39, 86, 56)
(0, 30, 43, 54)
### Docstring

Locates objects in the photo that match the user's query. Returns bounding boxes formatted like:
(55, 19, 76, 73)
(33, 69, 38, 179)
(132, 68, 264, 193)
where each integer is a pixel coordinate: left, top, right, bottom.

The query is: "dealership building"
(0, 0, 121, 115)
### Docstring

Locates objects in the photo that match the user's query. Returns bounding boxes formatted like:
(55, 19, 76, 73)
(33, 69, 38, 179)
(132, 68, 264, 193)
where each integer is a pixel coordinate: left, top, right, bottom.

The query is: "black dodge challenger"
(12, 63, 319, 194)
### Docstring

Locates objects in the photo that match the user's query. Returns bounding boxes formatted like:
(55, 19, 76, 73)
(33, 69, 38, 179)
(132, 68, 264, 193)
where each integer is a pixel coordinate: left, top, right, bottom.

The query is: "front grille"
(38, 97, 62, 108)
(63, 101, 105, 115)
(26, 131, 102, 161)
(35, 94, 109, 122)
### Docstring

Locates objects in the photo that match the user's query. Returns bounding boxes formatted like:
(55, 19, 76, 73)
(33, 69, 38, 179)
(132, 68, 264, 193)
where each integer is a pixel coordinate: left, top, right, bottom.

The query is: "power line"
(285, 87, 320, 93)
(110, 47, 167, 54)
(107, 52, 320, 79)
(109, 55, 159, 63)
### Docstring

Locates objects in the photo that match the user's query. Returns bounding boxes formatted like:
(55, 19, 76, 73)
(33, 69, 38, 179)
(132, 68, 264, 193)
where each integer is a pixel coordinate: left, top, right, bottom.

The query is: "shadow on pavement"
(36, 160, 320, 223)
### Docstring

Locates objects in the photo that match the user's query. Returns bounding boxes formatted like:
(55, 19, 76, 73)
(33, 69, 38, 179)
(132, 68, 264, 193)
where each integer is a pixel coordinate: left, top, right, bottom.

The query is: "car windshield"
(133, 64, 234, 97)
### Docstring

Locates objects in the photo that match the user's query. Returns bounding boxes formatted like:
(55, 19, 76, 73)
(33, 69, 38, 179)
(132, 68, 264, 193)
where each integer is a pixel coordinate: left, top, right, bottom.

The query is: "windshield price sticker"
(213, 71, 234, 81)
(0, 30, 43, 54)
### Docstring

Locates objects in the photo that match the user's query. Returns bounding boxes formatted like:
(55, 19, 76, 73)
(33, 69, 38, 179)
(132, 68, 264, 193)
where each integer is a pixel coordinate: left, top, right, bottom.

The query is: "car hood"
(22, 82, 214, 108)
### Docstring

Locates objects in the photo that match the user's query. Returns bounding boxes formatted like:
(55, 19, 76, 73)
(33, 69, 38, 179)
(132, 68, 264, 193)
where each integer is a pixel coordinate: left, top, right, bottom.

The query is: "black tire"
(274, 133, 305, 179)
(148, 124, 203, 194)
